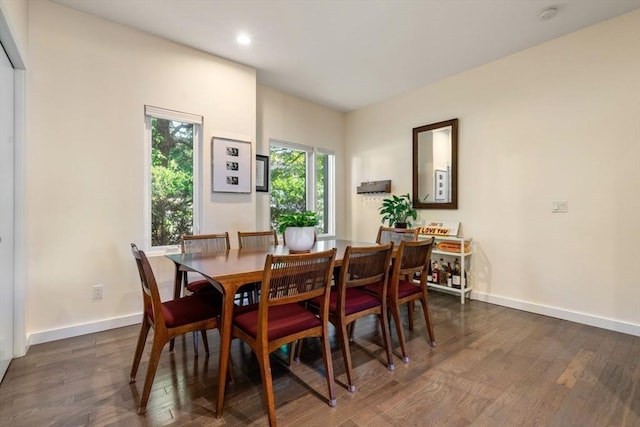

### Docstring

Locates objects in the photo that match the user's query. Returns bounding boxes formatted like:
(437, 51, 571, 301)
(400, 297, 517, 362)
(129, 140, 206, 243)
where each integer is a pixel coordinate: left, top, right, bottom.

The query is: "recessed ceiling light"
(538, 7, 558, 21)
(236, 33, 251, 45)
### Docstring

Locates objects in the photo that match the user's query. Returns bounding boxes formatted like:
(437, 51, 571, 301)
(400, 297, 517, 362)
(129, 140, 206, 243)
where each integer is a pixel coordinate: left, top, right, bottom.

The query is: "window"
(269, 140, 334, 236)
(145, 106, 202, 249)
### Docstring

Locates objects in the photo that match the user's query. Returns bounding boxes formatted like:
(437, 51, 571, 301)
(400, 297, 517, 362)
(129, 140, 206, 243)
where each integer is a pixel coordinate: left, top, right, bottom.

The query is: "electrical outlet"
(552, 200, 568, 213)
(92, 284, 104, 300)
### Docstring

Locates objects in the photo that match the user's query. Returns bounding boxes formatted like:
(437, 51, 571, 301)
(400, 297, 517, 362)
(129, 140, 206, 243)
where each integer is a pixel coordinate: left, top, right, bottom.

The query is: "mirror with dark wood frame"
(412, 118, 458, 210)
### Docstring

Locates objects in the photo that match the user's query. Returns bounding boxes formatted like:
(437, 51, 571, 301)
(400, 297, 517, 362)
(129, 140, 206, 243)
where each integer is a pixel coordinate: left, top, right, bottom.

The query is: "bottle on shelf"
(452, 258, 461, 289)
(432, 259, 439, 284)
(447, 261, 453, 287)
(427, 260, 432, 283)
(439, 258, 447, 285)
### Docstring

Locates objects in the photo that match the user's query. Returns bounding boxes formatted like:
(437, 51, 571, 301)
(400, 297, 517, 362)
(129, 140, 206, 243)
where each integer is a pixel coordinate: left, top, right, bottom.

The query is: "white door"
(0, 43, 15, 380)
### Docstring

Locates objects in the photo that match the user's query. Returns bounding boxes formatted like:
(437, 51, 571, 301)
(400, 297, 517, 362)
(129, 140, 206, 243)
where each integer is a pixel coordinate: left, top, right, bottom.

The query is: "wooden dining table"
(165, 238, 377, 418)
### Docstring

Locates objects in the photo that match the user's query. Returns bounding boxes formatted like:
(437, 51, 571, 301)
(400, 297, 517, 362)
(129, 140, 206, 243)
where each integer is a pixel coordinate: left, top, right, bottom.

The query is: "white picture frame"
(212, 137, 251, 193)
(434, 169, 448, 201)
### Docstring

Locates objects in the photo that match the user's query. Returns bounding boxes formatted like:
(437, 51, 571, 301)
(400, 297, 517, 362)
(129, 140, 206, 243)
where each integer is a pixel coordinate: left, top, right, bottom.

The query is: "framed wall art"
(212, 137, 251, 193)
(255, 154, 269, 192)
(434, 169, 448, 201)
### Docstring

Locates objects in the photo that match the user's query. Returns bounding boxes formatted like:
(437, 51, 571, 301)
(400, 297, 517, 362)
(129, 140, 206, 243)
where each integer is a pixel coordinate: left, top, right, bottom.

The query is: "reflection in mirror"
(412, 118, 458, 209)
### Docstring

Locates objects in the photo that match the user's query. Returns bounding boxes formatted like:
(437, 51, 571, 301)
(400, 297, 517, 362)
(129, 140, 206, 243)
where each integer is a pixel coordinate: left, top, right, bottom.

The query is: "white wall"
(25, 1, 256, 342)
(346, 10, 640, 335)
(256, 85, 345, 236)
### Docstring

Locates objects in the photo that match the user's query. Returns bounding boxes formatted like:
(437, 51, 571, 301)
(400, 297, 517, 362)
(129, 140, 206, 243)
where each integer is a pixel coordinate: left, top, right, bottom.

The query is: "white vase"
(284, 226, 316, 253)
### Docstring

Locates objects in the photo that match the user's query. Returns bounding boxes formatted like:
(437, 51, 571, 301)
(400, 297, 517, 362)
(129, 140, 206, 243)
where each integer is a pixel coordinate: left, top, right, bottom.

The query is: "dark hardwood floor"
(1, 292, 639, 426)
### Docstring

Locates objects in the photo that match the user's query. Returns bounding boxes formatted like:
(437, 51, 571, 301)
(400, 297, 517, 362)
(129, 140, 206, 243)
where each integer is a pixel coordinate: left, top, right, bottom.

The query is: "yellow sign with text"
(418, 221, 460, 237)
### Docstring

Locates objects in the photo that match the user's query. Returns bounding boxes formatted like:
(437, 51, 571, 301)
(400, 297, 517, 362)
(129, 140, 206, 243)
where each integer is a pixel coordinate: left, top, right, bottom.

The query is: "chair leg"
(130, 318, 151, 382)
(226, 353, 235, 385)
(348, 321, 356, 342)
(407, 300, 415, 330)
(294, 338, 304, 362)
(192, 331, 199, 357)
(419, 296, 436, 346)
(171, 272, 188, 352)
(378, 305, 395, 371)
(288, 340, 298, 365)
(320, 325, 337, 407)
(256, 346, 278, 426)
(201, 330, 210, 354)
(390, 300, 409, 363)
(337, 322, 356, 392)
(253, 283, 260, 304)
(138, 334, 166, 414)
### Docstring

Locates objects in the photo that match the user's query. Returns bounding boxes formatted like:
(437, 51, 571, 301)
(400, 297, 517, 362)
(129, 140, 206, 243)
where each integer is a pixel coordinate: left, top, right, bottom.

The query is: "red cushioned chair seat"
(186, 279, 213, 294)
(313, 288, 380, 316)
(233, 303, 321, 341)
(146, 292, 221, 328)
(364, 279, 421, 299)
(363, 282, 381, 295)
(396, 280, 422, 298)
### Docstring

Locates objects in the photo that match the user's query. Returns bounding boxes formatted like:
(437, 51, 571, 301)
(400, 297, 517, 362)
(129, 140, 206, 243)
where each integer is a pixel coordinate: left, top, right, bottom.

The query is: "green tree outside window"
(151, 118, 194, 246)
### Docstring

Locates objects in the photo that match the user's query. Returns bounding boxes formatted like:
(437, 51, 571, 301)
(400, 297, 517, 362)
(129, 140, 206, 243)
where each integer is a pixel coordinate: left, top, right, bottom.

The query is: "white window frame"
(144, 106, 203, 252)
(317, 147, 336, 237)
(269, 139, 335, 237)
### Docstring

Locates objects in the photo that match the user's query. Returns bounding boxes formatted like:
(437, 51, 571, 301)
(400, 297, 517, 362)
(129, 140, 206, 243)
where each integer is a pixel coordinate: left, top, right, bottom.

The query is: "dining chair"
(237, 230, 278, 249)
(365, 238, 436, 362)
(180, 232, 230, 294)
(344, 227, 416, 342)
(177, 233, 230, 355)
(311, 243, 395, 393)
(129, 244, 222, 414)
(231, 249, 337, 427)
(237, 230, 279, 304)
(376, 226, 418, 245)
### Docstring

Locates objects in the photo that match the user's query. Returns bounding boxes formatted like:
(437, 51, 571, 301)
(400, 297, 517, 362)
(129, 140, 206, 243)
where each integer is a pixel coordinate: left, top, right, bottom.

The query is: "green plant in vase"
(379, 193, 417, 228)
(277, 211, 319, 232)
(278, 211, 319, 252)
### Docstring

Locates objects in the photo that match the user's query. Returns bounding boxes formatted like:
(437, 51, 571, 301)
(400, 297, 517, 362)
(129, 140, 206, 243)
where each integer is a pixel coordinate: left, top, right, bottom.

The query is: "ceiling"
(52, 0, 640, 112)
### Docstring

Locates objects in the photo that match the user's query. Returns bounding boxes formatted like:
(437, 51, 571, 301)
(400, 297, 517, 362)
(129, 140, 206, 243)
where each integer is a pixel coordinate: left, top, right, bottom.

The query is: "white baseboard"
(27, 312, 142, 346)
(25, 292, 640, 346)
(471, 291, 640, 337)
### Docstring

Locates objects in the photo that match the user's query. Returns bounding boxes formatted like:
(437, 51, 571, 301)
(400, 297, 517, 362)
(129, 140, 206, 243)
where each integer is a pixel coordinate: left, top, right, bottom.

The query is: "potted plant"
(278, 210, 319, 253)
(379, 193, 418, 228)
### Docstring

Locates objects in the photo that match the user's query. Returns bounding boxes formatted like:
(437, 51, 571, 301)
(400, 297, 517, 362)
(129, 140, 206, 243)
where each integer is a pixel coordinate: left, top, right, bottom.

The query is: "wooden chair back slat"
(342, 243, 394, 289)
(181, 233, 230, 253)
(238, 230, 278, 249)
(261, 250, 336, 306)
(397, 237, 434, 275)
(376, 226, 418, 245)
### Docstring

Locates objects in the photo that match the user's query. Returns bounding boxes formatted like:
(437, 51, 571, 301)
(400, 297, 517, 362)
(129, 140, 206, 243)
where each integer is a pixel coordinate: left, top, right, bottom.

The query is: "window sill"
(146, 246, 181, 257)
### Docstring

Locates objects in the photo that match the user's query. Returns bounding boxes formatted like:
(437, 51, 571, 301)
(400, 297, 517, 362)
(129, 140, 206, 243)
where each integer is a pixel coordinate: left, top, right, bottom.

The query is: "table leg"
(215, 284, 236, 418)
(173, 264, 182, 301)
(170, 263, 184, 352)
